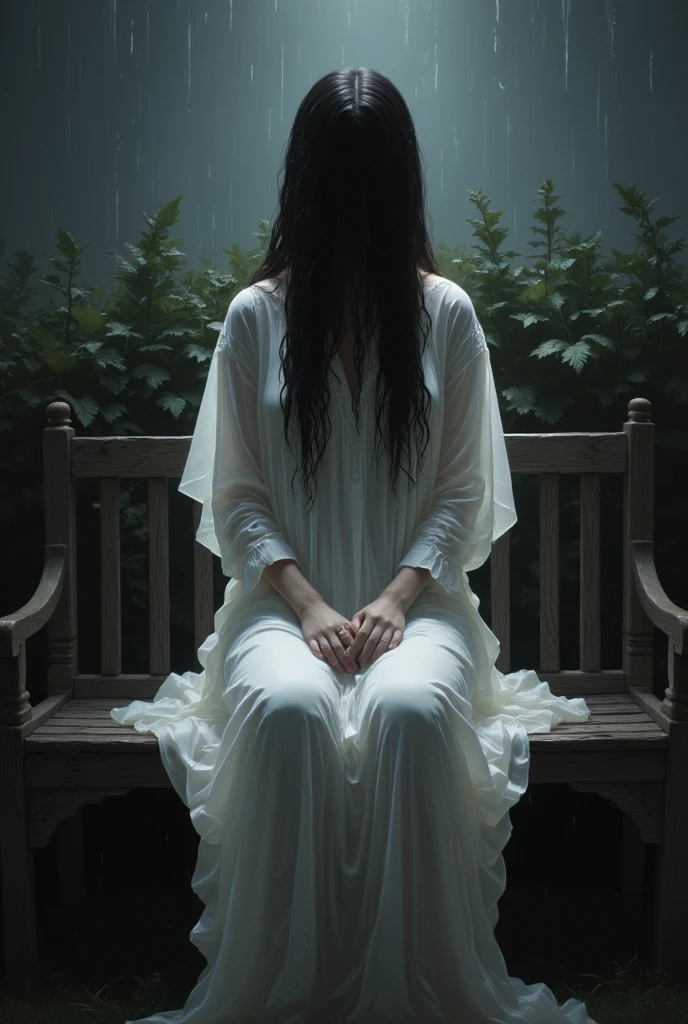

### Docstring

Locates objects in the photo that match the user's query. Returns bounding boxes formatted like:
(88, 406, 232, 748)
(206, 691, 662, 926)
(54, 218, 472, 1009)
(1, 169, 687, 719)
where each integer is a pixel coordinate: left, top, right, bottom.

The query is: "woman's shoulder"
(243, 270, 471, 313)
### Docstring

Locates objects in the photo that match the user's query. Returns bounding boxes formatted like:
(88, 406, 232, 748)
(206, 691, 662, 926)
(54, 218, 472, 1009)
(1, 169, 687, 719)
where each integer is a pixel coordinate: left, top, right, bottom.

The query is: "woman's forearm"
(262, 558, 324, 619)
(382, 565, 433, 614)
(262, 559, 432, 620)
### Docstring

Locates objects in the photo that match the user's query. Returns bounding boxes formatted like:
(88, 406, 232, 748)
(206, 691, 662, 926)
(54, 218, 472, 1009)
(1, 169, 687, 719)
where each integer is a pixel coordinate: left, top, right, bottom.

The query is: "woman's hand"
(346, 593, 405, 669)
(300, 601, 359, 674)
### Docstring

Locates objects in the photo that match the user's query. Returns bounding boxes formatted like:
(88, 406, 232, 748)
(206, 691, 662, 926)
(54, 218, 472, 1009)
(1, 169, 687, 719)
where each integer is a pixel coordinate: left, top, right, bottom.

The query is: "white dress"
(111, 274, 597, 1024)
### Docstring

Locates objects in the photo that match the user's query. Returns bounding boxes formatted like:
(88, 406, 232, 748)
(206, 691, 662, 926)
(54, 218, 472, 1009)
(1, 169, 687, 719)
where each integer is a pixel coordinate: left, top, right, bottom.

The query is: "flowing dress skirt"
(111, 576, 598, 1024)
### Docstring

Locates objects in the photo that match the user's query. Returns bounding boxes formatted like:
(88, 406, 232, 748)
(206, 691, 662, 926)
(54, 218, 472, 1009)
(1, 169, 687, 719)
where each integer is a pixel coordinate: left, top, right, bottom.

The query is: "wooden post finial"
(627, 397, 652, 423)
(46, 402, 72, 427)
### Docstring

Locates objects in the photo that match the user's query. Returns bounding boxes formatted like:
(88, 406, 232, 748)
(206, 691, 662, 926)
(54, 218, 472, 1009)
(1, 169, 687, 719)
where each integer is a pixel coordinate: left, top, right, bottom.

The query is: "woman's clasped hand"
(299, 593, 406, 673)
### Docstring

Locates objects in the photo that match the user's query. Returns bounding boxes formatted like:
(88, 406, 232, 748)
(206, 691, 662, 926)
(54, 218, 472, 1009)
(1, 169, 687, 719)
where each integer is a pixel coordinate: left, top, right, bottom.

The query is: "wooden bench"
(1, 396, 687, 993)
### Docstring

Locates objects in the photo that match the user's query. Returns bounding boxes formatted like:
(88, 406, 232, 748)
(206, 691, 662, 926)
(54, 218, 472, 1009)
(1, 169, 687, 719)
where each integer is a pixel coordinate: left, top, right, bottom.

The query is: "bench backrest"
(41, 397, 655, 703)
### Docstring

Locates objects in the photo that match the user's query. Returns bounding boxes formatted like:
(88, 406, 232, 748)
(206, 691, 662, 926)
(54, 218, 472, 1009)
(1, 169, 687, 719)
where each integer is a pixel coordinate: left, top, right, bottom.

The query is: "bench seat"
(25, 692, 668, 757)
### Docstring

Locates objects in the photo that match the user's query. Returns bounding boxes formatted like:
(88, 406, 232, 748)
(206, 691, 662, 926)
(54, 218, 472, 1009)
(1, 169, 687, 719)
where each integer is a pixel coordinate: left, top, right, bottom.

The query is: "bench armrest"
(631, 540, 688, 656)
(0, 544, 67, 658)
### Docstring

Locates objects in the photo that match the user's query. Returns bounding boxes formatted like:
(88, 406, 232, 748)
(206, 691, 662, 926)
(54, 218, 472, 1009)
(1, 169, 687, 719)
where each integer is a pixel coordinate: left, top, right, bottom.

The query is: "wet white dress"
(111, 274, 597, 1024)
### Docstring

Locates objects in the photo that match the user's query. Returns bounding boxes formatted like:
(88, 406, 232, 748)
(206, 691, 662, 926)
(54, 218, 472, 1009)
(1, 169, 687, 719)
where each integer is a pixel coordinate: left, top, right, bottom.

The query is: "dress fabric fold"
(111, 275, 598, 1024)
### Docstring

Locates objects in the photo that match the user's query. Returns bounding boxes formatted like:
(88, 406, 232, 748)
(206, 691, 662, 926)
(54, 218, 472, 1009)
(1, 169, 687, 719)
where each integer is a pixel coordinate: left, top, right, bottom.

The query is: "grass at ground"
(1, 953, 687, 1024)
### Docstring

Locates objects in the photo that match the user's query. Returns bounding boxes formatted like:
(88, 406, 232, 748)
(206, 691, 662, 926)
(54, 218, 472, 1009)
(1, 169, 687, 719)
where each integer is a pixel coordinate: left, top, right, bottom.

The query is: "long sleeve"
(178, 288, 299, 593)
(212, 297, 300, 590)
(396, 299, 517, 594)
(212, 334, 299, 590)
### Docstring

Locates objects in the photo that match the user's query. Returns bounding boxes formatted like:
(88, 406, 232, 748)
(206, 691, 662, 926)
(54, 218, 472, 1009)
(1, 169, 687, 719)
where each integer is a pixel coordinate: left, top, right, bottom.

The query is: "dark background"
(2, 0, 684, 997)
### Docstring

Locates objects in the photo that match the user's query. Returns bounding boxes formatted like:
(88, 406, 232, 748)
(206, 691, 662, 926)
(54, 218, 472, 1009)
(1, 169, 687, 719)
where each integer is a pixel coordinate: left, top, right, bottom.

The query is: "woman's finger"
(357, 625, 387, 667)
(360, 626, 398, 667)
(330, 628, 356, 672)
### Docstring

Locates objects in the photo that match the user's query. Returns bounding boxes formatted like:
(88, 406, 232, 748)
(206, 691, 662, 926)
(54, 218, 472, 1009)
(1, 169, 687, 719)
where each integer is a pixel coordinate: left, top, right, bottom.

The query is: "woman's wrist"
(262, 558, 325, 619)
(382, 565, 433, 615)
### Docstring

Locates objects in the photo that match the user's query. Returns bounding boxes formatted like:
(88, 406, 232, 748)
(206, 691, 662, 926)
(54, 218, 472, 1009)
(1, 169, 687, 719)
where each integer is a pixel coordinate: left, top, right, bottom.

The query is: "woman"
(112, 68, 597, 1024)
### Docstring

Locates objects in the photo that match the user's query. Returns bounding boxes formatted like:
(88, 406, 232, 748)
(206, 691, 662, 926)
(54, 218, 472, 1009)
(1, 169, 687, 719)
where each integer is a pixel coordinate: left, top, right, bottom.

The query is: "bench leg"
(651, 722, 688, 982)
(57, 809, 85, 913)
(621, 814, 645, 923)
(0, 728, 39, 993)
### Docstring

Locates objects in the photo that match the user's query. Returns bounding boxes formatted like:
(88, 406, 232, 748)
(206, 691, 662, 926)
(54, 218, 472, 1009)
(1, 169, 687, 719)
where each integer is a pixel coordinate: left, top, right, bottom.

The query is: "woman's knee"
(237, 634, 335, 721)
(364, 659, 445, 736)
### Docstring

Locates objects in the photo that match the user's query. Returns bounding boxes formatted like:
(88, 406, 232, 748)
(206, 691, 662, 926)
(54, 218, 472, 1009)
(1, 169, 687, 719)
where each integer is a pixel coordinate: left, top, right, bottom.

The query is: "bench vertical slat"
(149, 478, 170, 676)
(540, 474, 560, 672)
(193, 501, 214, 670)
(43, 405, 78, 696)
(623, 400, 655, 689)
(580, 473, 601, 672)
(100, 478, 121, 676)
(491, 532, 510, 673)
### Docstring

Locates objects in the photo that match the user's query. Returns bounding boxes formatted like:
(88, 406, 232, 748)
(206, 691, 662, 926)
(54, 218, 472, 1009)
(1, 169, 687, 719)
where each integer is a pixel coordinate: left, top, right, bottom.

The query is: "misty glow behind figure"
(110, 274, 596, 1024)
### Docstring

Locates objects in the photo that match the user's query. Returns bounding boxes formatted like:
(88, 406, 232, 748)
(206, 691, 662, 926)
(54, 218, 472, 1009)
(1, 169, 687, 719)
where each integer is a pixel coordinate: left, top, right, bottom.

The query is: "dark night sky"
(2, 0, 687, 292)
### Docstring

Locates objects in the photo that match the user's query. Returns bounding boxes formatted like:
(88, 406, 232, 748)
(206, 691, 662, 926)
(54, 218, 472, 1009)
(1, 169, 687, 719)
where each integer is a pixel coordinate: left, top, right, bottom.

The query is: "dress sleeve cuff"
(396, 542, 465, 596)
(222, 536, 300, 593)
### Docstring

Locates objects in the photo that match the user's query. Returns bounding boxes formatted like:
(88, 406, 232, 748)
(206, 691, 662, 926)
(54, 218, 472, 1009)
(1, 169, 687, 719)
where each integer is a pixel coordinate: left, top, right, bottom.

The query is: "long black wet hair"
(245, 67, 443, 512)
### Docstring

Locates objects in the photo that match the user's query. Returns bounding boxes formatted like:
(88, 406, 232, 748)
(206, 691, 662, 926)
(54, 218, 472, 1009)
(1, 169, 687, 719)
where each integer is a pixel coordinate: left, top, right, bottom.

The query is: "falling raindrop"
(606, 0, 616, 59)
(281, 39, 284, 123)
(649, 50, 653, 92)
(453, 125, 458, 163)
(250, 63, 254, 84)
(187, 22, 192, 113)
(112, 0, 117, 44)
(230, 0, 233, 31)
(563, 0, 570, 93)
(483, 98, 487, 178)
(268, 106, 272, 143)
(115, 124, 120, 237)
(130, 16, 134, 55)
(434, 10, 439, 91)
(37, 20, 41, 70)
